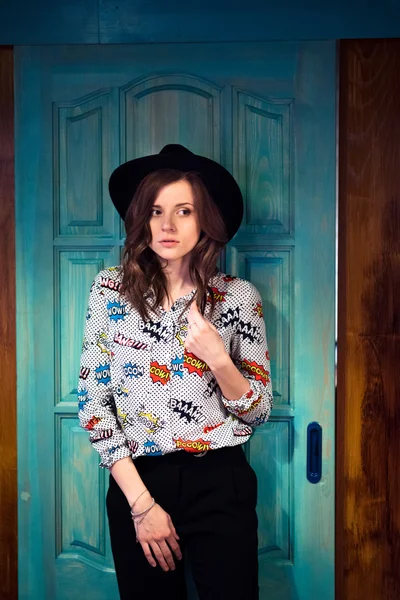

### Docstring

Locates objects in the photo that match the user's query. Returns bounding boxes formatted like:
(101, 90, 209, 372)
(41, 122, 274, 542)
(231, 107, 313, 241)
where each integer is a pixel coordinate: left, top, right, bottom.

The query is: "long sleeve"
(78, 272, 131, 468)
(221, 281, 273, 426)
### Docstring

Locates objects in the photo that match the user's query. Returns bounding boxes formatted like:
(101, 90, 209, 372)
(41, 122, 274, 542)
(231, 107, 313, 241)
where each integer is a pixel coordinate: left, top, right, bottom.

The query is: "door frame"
(2, 39, 399, 600)
(0, 44, 17, 600)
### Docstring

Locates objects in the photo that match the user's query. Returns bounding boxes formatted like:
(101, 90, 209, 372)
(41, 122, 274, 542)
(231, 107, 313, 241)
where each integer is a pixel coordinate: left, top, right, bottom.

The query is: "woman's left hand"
(185, 302, 228, 369)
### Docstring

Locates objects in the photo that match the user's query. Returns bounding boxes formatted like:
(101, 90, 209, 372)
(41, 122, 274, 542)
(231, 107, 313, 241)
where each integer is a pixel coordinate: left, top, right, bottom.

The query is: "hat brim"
(108, 150, 243, 241)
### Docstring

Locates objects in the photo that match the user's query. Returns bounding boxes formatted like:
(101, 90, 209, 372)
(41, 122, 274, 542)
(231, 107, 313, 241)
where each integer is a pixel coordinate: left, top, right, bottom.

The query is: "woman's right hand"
(133, 496, 182, 571)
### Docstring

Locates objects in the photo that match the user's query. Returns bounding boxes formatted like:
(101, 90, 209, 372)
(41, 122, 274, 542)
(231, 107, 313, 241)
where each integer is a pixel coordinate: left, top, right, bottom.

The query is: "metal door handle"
(307, 422, 322, 483)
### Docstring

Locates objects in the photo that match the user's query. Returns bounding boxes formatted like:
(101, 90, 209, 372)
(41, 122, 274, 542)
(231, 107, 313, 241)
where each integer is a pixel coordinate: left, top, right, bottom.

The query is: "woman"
(78, 144, 273, 600)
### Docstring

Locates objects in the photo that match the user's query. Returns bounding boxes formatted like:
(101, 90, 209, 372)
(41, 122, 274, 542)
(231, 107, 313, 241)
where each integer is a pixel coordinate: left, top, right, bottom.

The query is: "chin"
(153, 249, 188, 262)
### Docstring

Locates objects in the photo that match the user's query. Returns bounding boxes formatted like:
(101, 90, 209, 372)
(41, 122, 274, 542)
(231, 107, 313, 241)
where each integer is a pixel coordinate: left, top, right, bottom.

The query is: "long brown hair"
(121, 169, 228, 321)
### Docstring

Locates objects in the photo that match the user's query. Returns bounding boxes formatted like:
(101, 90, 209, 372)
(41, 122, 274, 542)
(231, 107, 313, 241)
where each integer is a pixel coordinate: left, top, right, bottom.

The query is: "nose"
(161, 213, 176, 232)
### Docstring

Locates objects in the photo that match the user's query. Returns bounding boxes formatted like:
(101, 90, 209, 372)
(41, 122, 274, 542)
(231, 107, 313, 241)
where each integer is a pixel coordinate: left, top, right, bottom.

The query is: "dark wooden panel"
(0, 46, 17, 600)
(337, 39, 400, 600)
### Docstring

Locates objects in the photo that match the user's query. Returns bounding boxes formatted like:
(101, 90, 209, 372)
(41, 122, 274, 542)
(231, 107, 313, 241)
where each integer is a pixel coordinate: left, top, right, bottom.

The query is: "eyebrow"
(152, 202, 194, 208)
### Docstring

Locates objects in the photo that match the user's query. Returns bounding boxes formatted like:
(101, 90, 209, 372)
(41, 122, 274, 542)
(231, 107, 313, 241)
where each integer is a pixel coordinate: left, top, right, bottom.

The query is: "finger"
(188, 321, 199, 335)
(168, 517, 180, 540)
(141, 541, 157, 568)
(158, 540, 177, 571)
(189, 301, 200, 314)
(188, 303, 205, 326)
(150, 541, 170, 572)
(167, 535, 183, 561)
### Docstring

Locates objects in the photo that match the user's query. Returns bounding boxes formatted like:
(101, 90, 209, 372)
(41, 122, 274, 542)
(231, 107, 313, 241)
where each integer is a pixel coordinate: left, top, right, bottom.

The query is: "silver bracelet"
(130, 497, 155, 520)
(129, 489, 149, 512)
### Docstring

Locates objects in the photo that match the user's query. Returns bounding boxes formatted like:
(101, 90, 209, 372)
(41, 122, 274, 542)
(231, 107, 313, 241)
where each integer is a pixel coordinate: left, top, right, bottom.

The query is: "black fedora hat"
(108, 144, 243, 241)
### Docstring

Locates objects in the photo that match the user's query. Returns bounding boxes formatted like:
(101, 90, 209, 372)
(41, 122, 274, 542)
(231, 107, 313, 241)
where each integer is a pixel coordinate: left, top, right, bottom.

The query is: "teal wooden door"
(16, 42, 336, 600)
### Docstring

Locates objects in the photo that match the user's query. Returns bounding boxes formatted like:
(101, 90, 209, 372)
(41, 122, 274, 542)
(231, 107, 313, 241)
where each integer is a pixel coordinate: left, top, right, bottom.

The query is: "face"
(149, 179, 201, 264)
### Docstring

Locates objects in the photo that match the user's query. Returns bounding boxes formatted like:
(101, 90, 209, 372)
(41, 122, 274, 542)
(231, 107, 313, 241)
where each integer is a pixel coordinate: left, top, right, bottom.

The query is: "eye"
(179, 208, 192, 216)
(151, 208, 162, 216)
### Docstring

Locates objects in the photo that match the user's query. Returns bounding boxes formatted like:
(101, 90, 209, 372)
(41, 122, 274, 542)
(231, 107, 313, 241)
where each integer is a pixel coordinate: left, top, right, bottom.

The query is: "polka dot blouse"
(78, 267, 273, 468)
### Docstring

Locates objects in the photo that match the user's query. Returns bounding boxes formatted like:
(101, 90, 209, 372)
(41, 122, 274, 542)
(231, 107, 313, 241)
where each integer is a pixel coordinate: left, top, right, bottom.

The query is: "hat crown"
(109, 144, 243, 239)
(159, 144, 192, 156)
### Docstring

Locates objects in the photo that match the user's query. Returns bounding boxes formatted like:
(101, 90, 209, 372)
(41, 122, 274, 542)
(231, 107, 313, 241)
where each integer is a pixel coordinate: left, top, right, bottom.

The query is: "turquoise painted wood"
(16, 42, 336, 600)
(2, 0, 400, 43)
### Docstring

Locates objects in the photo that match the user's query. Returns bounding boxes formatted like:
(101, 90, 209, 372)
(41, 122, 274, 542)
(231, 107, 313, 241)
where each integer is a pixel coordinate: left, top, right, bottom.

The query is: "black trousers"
(106, 444, 259, 600)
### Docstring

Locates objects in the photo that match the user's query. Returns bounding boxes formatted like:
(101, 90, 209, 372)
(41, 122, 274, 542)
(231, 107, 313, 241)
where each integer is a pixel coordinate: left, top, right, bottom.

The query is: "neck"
(163, 255, 195, 297)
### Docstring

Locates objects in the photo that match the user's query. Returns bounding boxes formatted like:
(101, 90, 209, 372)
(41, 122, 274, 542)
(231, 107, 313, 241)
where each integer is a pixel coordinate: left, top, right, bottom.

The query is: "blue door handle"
(307, 422, 322, 483)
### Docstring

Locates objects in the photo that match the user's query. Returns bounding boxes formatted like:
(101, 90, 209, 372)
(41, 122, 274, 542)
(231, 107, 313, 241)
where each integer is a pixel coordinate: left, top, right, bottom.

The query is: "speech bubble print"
(144, 439, 163, 456)
(173, 437, 211, 453)
(139, 319, 173, 343)
(79, 366, 90, 380)
(137, 406, 165, 434)
(117, 408, 135, 428)
(236, 320, 262, 344)
(175, 326, 188, 347)
(95, 364, 111, 385)
(168, 398, 206, 424)
(123, 362, 144, 378)
(128, 440, 139, 454)
(171, 355, 184, 378)
(113, 382, 129, 398)
(250, 411, 270, 427)
(215, 307, 240, 330)
(96, 332, 115, 357)
(100, 276, 121, 292)
(233, 422, 253, 437)
(203, 378, 220, 399)
(78, 388, 89, 411)
(207, 286, 227, 303)
(84, 415, 102, 430)
(184, 351, 210, 377)
(113, 332, 149, 350)
(253, 302, 264, 318)
(203, 422, 224, 434)
(107, 300, 128, 322)
(237, 394, 263, 417)
(241, 359, 270, 386)
(90, 428, 113, 443)
(150, 361, 171, 385)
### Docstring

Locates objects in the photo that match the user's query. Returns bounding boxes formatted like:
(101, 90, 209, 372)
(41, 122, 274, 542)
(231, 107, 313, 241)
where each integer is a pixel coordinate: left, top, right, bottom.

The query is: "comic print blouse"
(78, 267, 273, 468)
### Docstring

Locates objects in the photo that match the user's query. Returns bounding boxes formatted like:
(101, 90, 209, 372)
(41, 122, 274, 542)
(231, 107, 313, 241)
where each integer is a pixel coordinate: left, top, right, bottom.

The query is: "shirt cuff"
(98, 444, 132, 469)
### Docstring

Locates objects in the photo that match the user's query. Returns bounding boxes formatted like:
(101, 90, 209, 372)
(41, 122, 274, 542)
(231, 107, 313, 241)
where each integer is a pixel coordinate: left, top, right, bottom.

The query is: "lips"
(159, 240, 179, 248)
(159, 239, 179, 246)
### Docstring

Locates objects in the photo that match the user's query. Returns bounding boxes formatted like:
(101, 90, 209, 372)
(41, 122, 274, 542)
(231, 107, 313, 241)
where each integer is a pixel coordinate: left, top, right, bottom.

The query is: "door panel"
(16, 42, 336, 599)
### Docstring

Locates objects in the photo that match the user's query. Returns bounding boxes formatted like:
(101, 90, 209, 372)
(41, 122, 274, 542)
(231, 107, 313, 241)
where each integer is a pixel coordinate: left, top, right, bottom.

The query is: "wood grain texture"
(337, 39, 400, 600)
(15, 42, 335, 599)
(0, 46, 17, 600)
